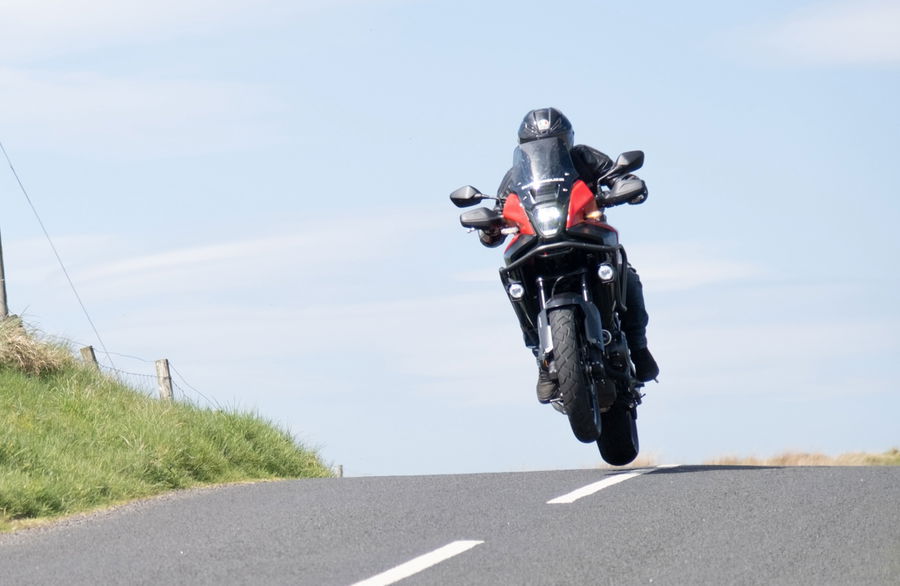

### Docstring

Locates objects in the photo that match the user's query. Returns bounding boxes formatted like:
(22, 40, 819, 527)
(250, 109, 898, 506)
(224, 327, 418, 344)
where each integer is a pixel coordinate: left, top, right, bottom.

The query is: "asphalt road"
(1, 466, 898, 585)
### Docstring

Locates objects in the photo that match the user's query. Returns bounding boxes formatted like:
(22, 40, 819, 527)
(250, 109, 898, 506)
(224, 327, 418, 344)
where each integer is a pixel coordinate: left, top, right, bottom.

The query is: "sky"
(1, 0, 898, 476)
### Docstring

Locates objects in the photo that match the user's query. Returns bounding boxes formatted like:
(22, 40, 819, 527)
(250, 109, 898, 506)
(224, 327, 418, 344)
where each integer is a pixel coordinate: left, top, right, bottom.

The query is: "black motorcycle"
(450, 137, 648, 465)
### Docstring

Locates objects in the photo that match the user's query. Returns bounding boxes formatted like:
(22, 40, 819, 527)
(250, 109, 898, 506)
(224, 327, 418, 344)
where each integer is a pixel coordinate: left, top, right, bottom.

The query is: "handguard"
(600, 177, 647, 207)
(459, 206, 503, 230)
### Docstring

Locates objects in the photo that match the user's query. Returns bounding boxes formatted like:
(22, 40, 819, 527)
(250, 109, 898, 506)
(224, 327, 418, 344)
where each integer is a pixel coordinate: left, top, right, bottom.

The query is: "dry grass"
(705, 448, 900, 467)
(0, 316, 75, 376)
(594, 449, 900, 469)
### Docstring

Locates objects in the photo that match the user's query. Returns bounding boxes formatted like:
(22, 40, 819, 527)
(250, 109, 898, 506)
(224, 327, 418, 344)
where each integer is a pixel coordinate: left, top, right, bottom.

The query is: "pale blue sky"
(2, 0, 898, 475)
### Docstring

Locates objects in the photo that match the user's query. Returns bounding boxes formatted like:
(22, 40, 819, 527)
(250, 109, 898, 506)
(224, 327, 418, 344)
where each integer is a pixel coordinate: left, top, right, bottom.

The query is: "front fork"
(501, 268, 643, 412)
(536, 274, 619, 412)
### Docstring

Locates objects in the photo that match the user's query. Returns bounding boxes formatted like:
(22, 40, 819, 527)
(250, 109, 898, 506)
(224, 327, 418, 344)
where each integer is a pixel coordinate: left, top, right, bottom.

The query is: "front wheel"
(549, 308, 600, 443)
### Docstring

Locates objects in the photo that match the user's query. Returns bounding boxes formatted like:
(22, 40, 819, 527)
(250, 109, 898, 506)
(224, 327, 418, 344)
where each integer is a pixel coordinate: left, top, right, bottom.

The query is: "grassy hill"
(0, 318, 331, 532)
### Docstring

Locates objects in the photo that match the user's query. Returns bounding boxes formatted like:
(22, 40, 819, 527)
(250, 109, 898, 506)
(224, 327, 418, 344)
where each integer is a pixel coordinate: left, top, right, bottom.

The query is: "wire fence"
(100, 364, 159, 398)
(91, 355, 220, 408)
(45, 333, 220, 408)
(1, 142, 219, 410)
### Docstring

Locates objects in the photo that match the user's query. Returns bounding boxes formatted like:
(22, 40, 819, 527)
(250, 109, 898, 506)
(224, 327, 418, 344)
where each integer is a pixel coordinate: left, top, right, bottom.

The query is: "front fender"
(537, 294, 605, 361)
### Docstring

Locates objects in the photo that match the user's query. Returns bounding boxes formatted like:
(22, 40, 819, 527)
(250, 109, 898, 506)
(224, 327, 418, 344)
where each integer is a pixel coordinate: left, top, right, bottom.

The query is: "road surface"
(1, 466, 898, 584)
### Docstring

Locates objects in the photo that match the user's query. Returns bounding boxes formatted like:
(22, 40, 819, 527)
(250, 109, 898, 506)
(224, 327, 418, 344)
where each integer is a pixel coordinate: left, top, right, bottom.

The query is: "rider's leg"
(622, 265, 659, 382)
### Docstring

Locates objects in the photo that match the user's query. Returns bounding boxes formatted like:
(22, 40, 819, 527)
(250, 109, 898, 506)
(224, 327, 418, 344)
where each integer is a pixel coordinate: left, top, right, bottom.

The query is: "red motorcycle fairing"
(566, 179, 619, 234)
(566, 179, 620, 247)
(502, 192, 535, 250)
(503, 181, 620, 253)
(566, 180, 599, 228)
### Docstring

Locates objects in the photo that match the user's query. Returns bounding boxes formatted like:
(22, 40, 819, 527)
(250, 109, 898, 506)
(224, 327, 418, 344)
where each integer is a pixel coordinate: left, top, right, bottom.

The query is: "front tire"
(549, 308, 600, 443)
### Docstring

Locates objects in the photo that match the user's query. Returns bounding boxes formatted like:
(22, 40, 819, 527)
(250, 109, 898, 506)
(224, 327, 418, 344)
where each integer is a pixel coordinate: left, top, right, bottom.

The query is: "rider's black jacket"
(481, 145, 615, 247)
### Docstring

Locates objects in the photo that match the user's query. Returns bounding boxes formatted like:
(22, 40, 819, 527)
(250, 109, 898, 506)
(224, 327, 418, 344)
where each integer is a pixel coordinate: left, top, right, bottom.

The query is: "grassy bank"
(0, 318, 331, 531)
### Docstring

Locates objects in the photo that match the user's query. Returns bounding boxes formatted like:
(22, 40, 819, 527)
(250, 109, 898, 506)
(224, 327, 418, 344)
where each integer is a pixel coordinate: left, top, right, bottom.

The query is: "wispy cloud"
(549, 242, 767, 293)
(0, 68, 285, 155)
(0, 0, 390, 61)
(745, 0, 900, 66)
(630, 242, 764, 292)
(0, 1, 300, 155)
(452, 242, 762, 292)
(0, 0, 285, 61)
(11, 209, 443, 300)
(80, 234, 318, 281)
(98, 290, 533, 404)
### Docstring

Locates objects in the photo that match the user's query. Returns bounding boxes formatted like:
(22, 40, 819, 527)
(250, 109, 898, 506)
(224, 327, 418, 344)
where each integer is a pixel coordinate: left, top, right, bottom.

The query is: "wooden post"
(337, 465, 344, 478)
(155, 359, 173, 401)
(0, 227, 8, 319)
(80, 346, 99, 370)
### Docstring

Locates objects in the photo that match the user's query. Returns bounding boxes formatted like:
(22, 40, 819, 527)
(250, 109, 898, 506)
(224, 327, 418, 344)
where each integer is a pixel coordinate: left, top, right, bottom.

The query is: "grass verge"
(0, 318, 331, 532)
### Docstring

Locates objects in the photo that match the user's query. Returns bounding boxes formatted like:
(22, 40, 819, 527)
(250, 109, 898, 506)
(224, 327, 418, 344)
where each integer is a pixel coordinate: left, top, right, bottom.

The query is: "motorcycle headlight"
(533, 204, 563, 237)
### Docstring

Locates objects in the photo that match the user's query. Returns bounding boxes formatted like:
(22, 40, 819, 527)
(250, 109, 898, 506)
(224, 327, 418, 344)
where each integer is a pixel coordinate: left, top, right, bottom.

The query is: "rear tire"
(597, 402, 639, 465)
(549, 308, 600, 443)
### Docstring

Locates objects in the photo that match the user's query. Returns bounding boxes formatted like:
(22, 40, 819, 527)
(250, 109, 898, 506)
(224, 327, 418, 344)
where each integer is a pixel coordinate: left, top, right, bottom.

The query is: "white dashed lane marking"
(351, 540, 484, 586)
(352, 466, 677, 584)
(547, 465, 679, 504)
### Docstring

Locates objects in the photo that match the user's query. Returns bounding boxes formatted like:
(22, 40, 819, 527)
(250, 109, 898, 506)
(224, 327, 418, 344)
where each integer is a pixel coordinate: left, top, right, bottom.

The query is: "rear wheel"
(549, 308, 600, 443)
(597, 401, 639, 465)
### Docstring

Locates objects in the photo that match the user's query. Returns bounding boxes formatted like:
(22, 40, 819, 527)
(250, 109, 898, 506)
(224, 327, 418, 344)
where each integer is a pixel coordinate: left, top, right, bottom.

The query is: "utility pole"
(0, 226, 8, 319)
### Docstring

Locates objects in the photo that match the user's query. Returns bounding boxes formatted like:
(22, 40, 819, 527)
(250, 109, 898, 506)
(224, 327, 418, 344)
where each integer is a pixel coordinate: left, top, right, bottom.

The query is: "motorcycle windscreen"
(510, 138, 578, 207)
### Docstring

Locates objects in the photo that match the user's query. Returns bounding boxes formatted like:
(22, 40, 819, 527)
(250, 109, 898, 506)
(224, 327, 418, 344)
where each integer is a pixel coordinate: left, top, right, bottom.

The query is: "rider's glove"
(621, 173, 649, 205)
(478, 227, 505, 248)
(628, 193, 647, 205)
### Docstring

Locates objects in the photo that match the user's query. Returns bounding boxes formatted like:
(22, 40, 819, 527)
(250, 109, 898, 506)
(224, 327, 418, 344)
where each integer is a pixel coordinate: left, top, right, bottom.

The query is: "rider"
(480, 107, 659, 403)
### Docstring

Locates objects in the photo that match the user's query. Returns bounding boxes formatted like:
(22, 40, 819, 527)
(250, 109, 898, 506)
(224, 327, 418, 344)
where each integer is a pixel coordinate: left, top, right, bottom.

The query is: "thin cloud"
(0, 0, 393, 61)
(627, 242, 763, 292)
(452, 243, 762, 291)
(0, 68, 285, 156)
(749, 0, 900, 66)
(0, 0, 287, 61)
(99, 290, 531, 404)
(80, 234, 316, 281)
(30, 210, 441, 299)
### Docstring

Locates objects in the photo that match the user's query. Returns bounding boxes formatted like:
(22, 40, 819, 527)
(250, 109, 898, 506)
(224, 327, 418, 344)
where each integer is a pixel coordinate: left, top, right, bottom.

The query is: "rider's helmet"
(517, 107, 574, 148)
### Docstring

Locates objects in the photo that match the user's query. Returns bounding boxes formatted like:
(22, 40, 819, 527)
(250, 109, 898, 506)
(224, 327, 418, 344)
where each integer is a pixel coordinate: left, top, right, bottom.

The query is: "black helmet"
(517, 107, 574, 147)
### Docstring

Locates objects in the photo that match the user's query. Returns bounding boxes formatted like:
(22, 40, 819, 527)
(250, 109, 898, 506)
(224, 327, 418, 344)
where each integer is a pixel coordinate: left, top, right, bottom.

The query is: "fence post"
(155, 359, 173, 401)
(80, 346, 99, 370)
(0, 227, 8, 319)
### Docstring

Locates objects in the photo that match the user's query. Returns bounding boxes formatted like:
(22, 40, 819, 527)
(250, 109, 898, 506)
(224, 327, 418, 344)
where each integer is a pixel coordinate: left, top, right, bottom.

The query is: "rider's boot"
(536, 368, 558, 404)
(631, 347, 659, 382)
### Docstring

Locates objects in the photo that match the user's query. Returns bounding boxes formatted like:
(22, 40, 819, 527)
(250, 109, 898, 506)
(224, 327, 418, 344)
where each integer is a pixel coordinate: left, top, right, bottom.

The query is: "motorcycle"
(450, 136, 648, 465)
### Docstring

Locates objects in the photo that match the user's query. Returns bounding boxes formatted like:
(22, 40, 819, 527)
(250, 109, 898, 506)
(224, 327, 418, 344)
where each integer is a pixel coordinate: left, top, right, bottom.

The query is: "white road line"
(547, 465, 679, 504)
(351, 540, 484, 586)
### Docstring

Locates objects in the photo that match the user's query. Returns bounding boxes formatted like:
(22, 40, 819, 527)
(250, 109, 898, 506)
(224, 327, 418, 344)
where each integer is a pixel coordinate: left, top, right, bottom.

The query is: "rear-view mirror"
(450, 185, 485, 207)
(613, 151, 644, 175)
